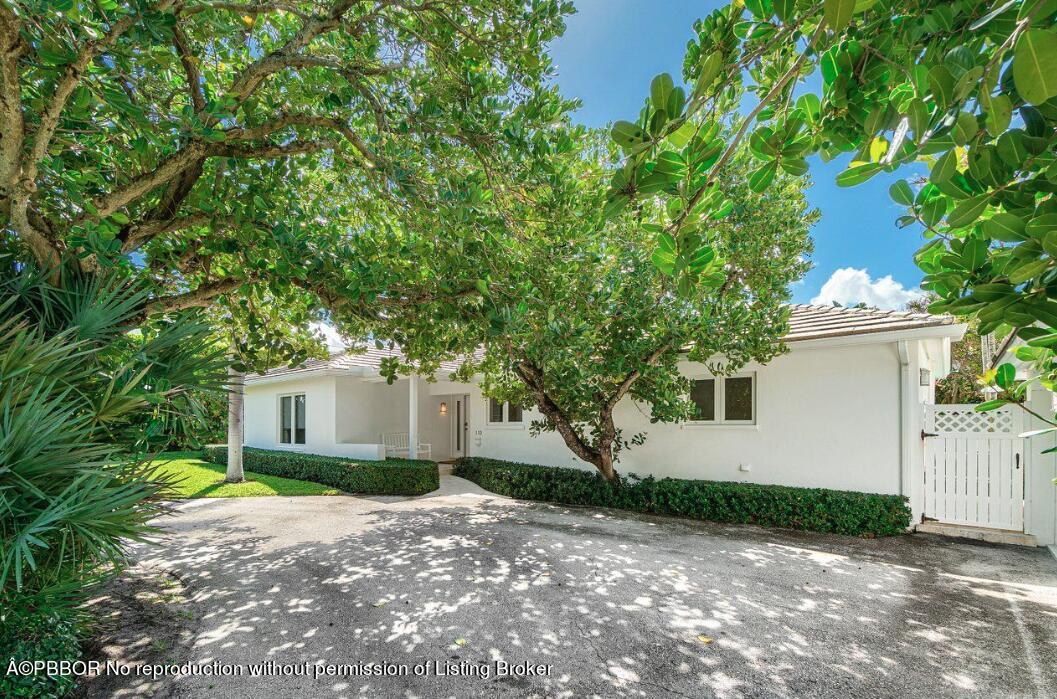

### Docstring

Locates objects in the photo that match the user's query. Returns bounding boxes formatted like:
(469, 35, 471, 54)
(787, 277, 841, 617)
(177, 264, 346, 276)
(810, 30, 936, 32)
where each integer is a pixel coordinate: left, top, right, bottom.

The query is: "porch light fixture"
(439, 402, 447, 416)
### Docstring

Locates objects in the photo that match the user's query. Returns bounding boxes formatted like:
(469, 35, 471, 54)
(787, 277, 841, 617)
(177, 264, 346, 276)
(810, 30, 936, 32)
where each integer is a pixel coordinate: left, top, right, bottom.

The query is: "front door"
(451, 395, 470, 458)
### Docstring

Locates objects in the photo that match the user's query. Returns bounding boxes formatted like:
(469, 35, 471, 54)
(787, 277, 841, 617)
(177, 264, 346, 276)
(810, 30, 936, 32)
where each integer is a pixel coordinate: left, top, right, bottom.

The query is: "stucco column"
(408, 373, 419, 460)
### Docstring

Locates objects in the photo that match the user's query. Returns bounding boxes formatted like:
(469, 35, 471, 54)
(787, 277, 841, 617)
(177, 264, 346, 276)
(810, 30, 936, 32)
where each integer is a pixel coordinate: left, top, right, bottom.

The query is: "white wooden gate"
(923, 404, 1025, 530)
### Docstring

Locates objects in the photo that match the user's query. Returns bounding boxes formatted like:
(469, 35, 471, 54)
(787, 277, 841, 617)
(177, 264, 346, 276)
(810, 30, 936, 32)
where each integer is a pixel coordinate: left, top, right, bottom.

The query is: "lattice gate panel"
(929, 405, 1015, 434)
(923, 404, 1024, 530)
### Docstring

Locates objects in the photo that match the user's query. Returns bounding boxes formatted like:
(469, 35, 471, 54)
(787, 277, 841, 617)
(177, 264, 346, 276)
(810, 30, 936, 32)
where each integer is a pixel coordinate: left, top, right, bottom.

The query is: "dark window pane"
(507, 403, 523, 422)
(294, 394, 306, 444)
(724, 376, 754, 421)
(690, 379, 715, 420)
(280, 396, 292, 443)
(489, 397, 504, 422)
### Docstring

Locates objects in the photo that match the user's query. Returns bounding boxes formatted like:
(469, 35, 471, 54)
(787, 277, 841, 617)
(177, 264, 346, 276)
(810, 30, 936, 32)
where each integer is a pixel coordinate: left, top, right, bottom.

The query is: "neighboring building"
(241, 304, 1054, 546)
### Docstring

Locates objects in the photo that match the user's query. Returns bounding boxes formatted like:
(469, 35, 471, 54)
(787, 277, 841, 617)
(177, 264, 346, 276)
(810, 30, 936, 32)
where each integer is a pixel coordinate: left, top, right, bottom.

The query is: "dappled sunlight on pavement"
(120, 476, 1057, 698)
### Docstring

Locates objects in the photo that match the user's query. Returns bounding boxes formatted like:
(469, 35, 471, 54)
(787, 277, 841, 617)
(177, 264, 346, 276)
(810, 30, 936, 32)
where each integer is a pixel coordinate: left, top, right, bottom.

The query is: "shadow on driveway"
(104, 476, 1057, 697)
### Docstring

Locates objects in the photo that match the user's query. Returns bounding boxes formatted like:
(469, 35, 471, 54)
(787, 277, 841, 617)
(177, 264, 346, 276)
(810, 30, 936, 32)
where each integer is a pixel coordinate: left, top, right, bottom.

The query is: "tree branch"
(22, 2, 177, 187)
(514, 359, 601, 466)
(120, 212, 213, 253)
(179, 1, 313, 20)
(0, 3, 25, 205)
(667, 22, 825, 239)
(218, 0, 360, 117)
(171, 23, 207, 113)
(147, 275, 244, 315)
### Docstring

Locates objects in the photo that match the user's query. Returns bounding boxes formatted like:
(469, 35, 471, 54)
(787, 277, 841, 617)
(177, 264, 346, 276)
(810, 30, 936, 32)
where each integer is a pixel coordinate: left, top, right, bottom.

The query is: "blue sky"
(548, 1, 927, 309)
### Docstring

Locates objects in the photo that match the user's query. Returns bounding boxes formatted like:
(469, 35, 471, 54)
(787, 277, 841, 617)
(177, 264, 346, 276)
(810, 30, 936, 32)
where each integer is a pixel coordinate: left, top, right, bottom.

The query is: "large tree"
(0, 0, 571, 362)
(593, 0, 1057, 422)
(365, 122, 815, 481)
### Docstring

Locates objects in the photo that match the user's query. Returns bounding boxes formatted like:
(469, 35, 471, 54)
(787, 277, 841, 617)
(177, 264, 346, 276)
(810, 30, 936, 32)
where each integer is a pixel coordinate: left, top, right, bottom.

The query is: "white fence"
(923, 404, 1024, 531)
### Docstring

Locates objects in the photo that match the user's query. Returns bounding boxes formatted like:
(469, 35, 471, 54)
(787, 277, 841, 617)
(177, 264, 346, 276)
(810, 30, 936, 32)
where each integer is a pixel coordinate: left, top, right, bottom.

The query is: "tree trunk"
(226, 365, 245, 483)
(596, 447, 619, 484)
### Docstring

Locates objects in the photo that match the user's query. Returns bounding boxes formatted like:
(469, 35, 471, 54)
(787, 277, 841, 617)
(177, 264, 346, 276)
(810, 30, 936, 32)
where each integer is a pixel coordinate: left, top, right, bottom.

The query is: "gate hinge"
(921, 430, 938, 439)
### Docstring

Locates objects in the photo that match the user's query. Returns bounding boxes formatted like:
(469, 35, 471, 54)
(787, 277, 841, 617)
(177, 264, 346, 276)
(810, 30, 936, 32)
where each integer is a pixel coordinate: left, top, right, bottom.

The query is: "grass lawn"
(152, 451, 341, 498)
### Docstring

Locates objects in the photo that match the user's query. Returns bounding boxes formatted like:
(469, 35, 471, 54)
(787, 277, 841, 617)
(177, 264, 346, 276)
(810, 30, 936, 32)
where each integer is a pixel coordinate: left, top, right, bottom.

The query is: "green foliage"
(202, 447, 438, 496)
(599, 0, 1057, 431)
(1, 0, 575, 370)
(453, 457, 911, 537)
(0, 597, 81, 699)
(363, 126, 815, 478)
(0, 259, 228, 686)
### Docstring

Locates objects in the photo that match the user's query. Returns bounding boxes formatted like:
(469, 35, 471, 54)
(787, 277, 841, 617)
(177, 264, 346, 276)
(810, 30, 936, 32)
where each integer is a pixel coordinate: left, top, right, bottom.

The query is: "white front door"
(923, 404, 1025, 530)
(451, 395, 470, 458)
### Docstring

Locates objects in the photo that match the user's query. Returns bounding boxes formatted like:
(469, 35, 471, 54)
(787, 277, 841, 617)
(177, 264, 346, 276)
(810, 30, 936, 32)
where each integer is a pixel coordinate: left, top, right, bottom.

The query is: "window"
(279, 393, 306, 444)
(487, 397, 523, 424)
(688, 374, 755, 424)
(690, 378, 716, 421)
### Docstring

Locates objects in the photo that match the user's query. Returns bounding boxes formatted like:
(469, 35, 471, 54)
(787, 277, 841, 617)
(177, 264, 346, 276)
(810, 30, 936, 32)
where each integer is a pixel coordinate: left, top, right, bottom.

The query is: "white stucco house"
(241, 304, 1056, 546)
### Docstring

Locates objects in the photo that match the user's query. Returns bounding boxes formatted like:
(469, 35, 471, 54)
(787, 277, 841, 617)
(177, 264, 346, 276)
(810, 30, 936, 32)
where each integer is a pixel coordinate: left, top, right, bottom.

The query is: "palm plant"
(0, 256, 228, 619)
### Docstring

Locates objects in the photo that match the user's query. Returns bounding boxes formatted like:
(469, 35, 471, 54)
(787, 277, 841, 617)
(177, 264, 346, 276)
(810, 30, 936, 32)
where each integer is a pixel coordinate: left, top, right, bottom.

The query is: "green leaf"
(1009, 258, 1050, 284)
(697, 52, 723, 94)
(995, 362, 1016, 389)
(946, 194, 988, 228)
(779, 157, 808, 176)
(603, 194, 629, 220)
(650, 73, 675, 112)
(835, 162, 882, 187)
(930, 150, 958, 183)
(889, 180, 915, 206)
(653, 151, 687, 178)
(982, 213, 1027, 242)
(824, 0, 855, 30)
(919, 197, 948, 226)
(611, 121, 647, 149)
(652, 248, 676, 275)
(1026, 213, 1057, 238)
(970, 0, 1017, 30)
(975, 399, 1008, 412)
(961, 239, 989, 270)
(982, 93, 1012, 136)
(1013, 29, 1057, 105)
(748, 161, 778, 192)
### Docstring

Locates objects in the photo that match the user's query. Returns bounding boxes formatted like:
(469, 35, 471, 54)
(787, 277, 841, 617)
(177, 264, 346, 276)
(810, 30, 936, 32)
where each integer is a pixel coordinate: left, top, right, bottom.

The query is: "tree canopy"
(0, 0, 572, 366)
(362, 118, 815, 479)
(593, 0, 1057, 425)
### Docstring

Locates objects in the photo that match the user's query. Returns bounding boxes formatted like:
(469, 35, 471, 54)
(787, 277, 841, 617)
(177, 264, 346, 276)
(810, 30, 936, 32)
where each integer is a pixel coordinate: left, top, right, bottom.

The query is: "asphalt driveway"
(112, 476, 1057, 697)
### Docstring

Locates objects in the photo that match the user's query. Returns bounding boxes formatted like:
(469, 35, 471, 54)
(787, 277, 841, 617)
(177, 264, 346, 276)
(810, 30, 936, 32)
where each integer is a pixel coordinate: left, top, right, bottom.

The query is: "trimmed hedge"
(453, 457, 911, 537)
(203, 446, 438, 496)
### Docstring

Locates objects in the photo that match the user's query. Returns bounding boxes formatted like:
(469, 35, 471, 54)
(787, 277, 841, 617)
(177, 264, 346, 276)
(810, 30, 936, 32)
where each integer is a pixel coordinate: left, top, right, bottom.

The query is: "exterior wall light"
(439, 402, 447, 416)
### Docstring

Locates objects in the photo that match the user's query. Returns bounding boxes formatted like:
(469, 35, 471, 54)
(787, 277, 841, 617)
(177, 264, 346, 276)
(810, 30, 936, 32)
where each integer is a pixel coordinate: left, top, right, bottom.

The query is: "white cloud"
(810, 267, 924, 310)
(310, 322, 348, 352)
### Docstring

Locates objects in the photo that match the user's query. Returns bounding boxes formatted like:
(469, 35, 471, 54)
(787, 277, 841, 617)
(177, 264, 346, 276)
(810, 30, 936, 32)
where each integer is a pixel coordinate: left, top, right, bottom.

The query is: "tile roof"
(250, 305, 958, 380)
(784, 303, 957, 342)
(250, 346, 473, 380)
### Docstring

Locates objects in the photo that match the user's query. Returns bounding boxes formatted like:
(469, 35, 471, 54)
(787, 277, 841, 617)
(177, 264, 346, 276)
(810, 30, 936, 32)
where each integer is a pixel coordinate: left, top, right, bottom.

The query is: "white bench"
(382, 432, 431, 459)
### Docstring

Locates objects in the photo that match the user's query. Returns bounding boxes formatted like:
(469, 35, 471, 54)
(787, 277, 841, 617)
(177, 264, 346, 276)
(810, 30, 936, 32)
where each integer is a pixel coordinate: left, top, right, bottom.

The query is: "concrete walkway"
(119, 476, 1057, 697)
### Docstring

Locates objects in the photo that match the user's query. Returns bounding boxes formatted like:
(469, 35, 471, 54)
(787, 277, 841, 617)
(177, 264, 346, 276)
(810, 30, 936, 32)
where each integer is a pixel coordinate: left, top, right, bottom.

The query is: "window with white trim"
(279, 393, 306, 444)
(487, 397, 523, 424)
(689, 374, 755, 424)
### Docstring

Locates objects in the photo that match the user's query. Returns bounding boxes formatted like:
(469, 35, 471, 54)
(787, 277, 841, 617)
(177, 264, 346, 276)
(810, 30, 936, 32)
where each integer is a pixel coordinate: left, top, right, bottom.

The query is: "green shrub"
(453, 457, 911, 537)
(203, 446, 438, 496)
(0, 597, 82, 699)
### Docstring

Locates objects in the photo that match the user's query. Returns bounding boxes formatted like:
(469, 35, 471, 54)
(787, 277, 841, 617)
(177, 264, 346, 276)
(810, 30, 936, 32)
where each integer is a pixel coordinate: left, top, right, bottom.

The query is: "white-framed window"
(279, 393, 306, 444)
(688, 373, 755, 425)
(487, 397, 523, 425)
